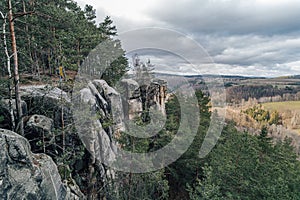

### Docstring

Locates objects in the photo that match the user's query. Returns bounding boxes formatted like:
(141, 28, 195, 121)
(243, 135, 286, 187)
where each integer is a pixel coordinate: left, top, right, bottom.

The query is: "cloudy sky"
(78, 0, 300, 77)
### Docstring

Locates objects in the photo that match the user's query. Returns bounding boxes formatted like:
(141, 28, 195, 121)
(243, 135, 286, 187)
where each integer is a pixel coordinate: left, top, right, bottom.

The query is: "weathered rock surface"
(21, 86, 71, 128)
(0, 128, 84, 200)
(120, 79, 167, 119)
(93, 80, 125, 134)
(72, 80, 120, 165)
(120, 79, 143, 120)
(0, 78, 168, 199)
(25, 114, 54, 137)
(148, 79, 167, 116)
(24, 115, 55, 152)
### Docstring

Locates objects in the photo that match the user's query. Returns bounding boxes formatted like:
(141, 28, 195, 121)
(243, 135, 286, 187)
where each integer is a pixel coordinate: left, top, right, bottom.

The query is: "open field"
(263, 101, 300, 134)
(263, 101, 300, 112)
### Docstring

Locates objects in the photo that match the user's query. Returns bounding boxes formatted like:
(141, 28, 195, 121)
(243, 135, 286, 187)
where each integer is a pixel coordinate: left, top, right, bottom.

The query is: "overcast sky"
(77, 0, 300, 77)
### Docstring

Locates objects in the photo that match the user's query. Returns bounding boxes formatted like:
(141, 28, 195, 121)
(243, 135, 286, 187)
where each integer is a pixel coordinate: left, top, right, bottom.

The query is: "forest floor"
(19, 70, 77, 86)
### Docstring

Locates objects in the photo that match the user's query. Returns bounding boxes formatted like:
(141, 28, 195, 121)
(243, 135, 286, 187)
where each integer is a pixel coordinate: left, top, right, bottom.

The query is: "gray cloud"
(80, 0, 300, 77)
(146, 0, 300, 35)
(207, 34, 300, 66)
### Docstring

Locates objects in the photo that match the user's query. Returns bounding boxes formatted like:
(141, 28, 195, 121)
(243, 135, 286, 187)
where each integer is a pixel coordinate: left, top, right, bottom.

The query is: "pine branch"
(12, 11, 35, 21)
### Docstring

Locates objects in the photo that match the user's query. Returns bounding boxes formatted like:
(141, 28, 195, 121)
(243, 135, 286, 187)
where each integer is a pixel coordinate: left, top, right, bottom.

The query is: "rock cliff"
(120, 78, 167, 120)
(0, 78, 167, 199)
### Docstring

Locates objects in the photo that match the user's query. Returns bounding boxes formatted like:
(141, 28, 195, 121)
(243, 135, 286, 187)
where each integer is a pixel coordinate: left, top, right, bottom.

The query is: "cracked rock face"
(0, 129, 84, 200)
(3, 78, 168, 198)
(119, 79, 167, 120)
(72, 80, 122, 166)
(72, 78, 167, 170)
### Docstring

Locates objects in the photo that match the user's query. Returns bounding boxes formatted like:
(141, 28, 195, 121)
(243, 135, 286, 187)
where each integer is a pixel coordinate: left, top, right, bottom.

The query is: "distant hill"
(275, 75, 300, 79)
(155, 72, 266, 79)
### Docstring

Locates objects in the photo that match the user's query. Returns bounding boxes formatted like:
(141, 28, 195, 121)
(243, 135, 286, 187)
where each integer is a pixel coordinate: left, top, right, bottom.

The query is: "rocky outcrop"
(93, 80, 126, 134)
(148, 79, 167, 116)
(25, 115, 54, 136)
(0, 78, 168, 199)
(21, 86, 71, 128)
(120, 79, 167, 120)
(72, 79, 125, 198)
(73, 80, 122, 166)
(24, 115, 55, 153)
(120, 79, 143, 120)
(0, 128, 84, 199)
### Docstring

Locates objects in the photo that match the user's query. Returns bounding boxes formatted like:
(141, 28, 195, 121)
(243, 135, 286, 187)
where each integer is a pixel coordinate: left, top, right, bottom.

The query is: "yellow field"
(262, 101, 300, 134)
(262, 101, 300, 112)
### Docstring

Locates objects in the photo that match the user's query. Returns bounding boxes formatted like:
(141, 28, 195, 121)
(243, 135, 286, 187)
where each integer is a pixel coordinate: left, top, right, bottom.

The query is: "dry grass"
(263, 101, 300, 112)
(263, 101, 300, 135)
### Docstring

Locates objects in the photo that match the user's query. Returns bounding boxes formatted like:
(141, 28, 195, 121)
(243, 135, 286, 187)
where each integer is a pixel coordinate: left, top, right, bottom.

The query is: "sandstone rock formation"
(0, 77, 168, 199)
(21, 86, 71, 128)
(120, 79, 167, 120)
(24, 114, 54, 153)
(73, 80, 122, 165)
(0, 128, 84, 199)
(25, 114, 54, 137)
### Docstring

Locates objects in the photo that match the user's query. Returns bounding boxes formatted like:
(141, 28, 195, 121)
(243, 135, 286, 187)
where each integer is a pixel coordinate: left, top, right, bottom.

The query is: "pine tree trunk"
(8, 0, 24, 135)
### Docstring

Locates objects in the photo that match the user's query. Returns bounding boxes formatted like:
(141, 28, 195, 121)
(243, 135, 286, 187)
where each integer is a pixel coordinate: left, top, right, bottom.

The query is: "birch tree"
(1, 10, 15, 130)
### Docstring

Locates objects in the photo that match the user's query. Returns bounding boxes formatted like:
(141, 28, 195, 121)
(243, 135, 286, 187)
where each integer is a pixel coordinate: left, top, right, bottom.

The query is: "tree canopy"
(0, 0, 128, 86)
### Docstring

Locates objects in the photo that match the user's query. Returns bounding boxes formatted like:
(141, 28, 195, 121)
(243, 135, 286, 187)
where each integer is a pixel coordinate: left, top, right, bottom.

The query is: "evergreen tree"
(199, 124, 300, 199)
(0, 0, 128, 83)
(99, 16, 117, 39)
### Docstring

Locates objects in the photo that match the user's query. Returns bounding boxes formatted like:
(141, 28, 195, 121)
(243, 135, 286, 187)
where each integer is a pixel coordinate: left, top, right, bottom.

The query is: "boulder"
(0, 128, 84, 199)
(25, 114, 54, 136)
(24, 115, 54, 153)
(21, 86, 71, 128)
